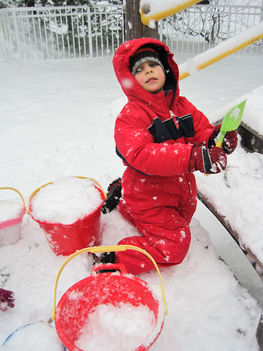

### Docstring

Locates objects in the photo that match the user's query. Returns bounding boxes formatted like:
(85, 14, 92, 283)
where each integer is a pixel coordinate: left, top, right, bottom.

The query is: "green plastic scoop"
(216, 99, 247, 148)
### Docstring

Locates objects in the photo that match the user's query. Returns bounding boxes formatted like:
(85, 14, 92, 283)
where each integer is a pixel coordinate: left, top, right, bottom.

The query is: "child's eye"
(135, 67, 142, 73)
(149, 62, 158, 67)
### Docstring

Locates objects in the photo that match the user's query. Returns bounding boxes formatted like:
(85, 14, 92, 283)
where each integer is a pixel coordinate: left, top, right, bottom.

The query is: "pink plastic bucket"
(28, 178, 105, 256)
(0, 207, 25, 230)
(0, 187, 26, 246)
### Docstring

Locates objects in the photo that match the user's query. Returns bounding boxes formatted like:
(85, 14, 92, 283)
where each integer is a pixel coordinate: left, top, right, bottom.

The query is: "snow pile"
(0, 200, 24, 223)
(30, 176, 103, 224)
(243, 85, 263, 135)
(209, 85, 263, 136)
(0, 198, 25, 246)
(195, 85, 263, 266)
(196, 137, 263, 264)
(76, 302, 155, 351)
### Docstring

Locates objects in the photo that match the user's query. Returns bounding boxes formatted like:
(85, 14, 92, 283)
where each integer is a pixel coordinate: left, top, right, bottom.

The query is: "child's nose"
(146, 65, 153, 73)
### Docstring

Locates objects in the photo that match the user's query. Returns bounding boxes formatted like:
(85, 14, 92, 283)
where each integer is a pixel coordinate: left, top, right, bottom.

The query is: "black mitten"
(101, 178, 122, 214)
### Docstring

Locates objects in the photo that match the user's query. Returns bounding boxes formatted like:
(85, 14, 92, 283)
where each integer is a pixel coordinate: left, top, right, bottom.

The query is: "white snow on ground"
(0, 52, 263, 350)
(196, 128, 263, 264)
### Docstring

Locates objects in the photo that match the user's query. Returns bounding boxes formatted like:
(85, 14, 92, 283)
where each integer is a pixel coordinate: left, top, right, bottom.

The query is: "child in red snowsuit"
(107, 38, 237, 275)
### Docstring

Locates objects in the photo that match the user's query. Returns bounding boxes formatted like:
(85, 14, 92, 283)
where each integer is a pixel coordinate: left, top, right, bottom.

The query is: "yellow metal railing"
(179, 22, 263, 80)
(141, 0, 203, 26)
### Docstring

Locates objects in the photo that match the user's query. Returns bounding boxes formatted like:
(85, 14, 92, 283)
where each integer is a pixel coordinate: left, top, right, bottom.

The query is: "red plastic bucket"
(28, 177, 105, 256)
(54, 263, 165, 351)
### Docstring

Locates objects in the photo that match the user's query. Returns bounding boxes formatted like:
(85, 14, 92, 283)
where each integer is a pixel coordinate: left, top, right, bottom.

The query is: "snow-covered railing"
(141, 0, 203, 26)
(179, 22, 263, 80)
(0, 4, 124, 60)
(0, 3, 262, 61)
(159, 4, 263, 56)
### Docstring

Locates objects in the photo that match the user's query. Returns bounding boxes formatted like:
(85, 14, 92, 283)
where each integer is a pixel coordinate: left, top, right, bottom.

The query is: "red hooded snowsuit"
(113, 38, 214, 274)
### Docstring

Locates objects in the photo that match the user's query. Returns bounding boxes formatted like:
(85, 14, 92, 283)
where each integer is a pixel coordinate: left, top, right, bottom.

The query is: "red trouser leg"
(117, 201, 193, 275)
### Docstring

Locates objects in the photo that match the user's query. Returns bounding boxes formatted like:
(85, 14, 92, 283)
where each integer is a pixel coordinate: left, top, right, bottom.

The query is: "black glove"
(101, 178, 122, 214)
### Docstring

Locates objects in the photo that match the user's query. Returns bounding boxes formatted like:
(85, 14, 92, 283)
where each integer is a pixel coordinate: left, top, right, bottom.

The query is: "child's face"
(134, 61, 165, 93)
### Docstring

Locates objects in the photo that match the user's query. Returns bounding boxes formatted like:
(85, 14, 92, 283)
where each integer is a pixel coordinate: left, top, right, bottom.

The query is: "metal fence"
(0, 3, 262, 61)
(159, 4, 263, 56)
(0, 4, 124, 60)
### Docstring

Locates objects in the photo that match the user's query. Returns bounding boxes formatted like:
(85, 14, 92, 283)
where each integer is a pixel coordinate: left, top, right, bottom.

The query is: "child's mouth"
(146, 77, 157, 84)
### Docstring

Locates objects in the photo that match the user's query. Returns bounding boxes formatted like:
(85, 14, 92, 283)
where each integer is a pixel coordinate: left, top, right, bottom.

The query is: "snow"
(243, 85, 263, 135)
(0, 52, 263, 350)
(140, 0, 201, 17)
(196, 136, 263, 263)
(75, 303, 155, 351)
(2, 321, 65, 350)
(179, 22, 263, 81)
(0, 200, 24, 223)
(29, 176, 103, 224)
(0, 196, 25, 246)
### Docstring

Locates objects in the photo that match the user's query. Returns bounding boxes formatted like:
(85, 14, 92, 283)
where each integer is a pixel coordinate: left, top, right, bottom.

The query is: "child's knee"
(155, 227, 191, 264)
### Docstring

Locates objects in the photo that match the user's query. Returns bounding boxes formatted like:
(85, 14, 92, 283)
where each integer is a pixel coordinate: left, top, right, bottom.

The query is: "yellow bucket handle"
(0, 187, 26, 210)
(27, 176, 107, 215)
(51, 245, 168, 321)
(75, 176, 106, 199)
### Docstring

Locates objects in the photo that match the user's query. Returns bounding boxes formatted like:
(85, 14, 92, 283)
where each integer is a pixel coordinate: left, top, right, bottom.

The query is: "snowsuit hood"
(112, 38, 180, 111)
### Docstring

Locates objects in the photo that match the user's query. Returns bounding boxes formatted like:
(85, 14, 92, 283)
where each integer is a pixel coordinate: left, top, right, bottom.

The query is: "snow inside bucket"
(28, 176, 105, 256)
(2, 321, 66, 351)
(55, 264, 165, 351)
(0, 187, 26, 246)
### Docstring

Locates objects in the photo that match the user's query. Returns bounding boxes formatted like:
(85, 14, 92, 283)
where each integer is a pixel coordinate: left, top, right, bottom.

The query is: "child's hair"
(129, 46, 164, 76)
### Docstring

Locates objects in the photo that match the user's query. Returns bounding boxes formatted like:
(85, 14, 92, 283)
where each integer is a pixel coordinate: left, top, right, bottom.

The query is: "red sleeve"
(114, 104, 193, 176)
